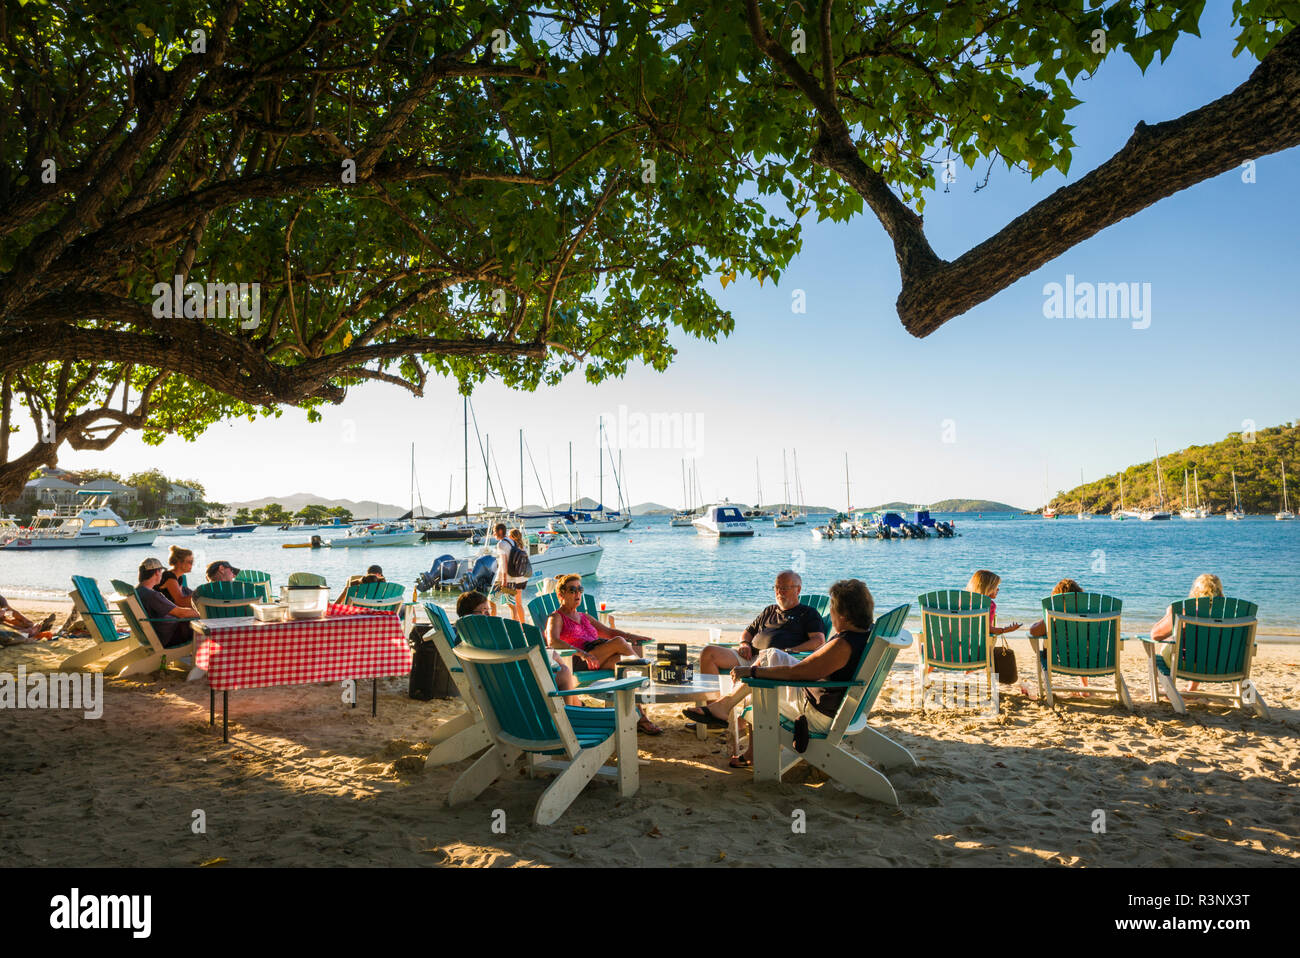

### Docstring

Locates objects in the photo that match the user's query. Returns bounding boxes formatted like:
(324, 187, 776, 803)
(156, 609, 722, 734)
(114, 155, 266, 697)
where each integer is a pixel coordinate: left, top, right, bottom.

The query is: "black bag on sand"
(993, 634, 1018, 685)
(407, 624, 458, 700)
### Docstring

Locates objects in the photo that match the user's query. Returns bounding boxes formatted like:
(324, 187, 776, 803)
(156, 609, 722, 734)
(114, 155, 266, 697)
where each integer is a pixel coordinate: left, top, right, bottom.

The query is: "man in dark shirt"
(137, 558, 200, 648)
(697, 570, 826, 676)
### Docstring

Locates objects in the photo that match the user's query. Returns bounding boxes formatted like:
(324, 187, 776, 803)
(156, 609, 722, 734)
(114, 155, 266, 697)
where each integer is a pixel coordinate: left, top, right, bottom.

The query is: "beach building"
(23, 474, 80, 506)
(167, 482, 202, 504)
(79, 477, 139, 508)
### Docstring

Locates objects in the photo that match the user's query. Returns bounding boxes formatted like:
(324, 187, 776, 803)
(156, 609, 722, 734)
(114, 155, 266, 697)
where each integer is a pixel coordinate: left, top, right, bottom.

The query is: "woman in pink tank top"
(545, 574, 662, 735)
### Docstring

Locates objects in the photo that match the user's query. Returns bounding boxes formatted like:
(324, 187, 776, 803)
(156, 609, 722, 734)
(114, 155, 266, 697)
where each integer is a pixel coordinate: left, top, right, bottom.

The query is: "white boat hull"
(529, 543, 604, 579)
(551, 517, 632, 533)
(328, 532, 424, 547)
(3, 530, 158, 549)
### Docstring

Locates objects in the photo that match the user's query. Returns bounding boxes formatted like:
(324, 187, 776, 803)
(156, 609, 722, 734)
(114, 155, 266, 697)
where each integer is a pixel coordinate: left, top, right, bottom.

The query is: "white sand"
(2, 601, 1297, 866)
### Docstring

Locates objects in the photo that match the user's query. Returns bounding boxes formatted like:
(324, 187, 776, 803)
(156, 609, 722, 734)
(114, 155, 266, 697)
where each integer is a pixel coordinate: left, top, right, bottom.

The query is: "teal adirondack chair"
(1034, 592, 1131, 709)
(917, 589, 998, 712)
(448, 615, 646, 825)
(1140, 597, 1267, 718)
(287, 572, 327, 588)
(527, 591, 617, 684)
(422, 603, 493, 766)
(61, 575, 133, 671)
(234, 569, 273, 602)
(107, 579, 197, 677)
(193, 580, 263, 618)
(801, 592, 831, 634)
(343, 580, 405, 613)
(744, 603, 915, 805)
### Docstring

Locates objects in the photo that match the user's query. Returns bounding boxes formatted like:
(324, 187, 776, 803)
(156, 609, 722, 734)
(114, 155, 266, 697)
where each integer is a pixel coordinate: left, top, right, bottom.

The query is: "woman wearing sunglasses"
(545, 573, 662, 735)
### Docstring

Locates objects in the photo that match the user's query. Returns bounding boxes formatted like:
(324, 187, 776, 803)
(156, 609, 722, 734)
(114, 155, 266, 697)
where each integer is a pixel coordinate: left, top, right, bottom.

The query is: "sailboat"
(1042, 466, 1058, 519)
(1276, 462, 1295, 521)
(551, 418, 633, 533)
(670, 460, 695, 527)
(1226, 469, 1245, 520)
(791, 449, 808, 523)
(773, 451, 796, 527)
(1112, 474, 1128, 520)
(744, 459, 768, 519)
(1077, 468, 1091, 519)
(1141, 442, 1172, 520)
(1178, 469, 1197, 519)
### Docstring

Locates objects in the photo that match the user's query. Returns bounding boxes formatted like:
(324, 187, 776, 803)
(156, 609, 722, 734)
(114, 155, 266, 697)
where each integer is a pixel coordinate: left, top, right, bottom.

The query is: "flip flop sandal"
(792, 715, 810, 753)
(637, 717, 663, 736)
(728, 755, 752, 768)
(680, 706, 727, 729)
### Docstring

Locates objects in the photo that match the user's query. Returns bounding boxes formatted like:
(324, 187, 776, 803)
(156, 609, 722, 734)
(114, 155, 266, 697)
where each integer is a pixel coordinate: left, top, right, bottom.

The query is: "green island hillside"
(868, 499, 1023, 512)
(1047, 423, 1299, 515)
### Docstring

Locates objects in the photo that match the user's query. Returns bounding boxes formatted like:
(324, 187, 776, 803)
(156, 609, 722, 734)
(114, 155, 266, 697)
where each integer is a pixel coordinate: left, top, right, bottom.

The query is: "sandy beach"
(3, 598, 1297, 867)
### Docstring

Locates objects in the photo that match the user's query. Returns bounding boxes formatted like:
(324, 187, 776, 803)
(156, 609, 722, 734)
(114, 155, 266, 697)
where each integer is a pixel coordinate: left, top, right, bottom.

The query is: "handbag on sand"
(993, 634, 1018, 685)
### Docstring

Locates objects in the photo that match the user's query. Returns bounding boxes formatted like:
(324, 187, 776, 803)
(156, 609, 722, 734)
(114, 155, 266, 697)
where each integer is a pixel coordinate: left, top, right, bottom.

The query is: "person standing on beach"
(493, 523, 529, 624)
(696, 569, 826, 676)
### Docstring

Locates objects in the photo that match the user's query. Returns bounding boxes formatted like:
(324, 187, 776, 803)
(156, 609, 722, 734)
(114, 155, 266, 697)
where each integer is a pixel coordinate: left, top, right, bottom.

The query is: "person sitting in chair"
(545, 574, 661, 734)
(697, 569, 826, 676)
(685, 579, 877, 768)
(137, 558, 201, 648)
(456, 590, 580, 705)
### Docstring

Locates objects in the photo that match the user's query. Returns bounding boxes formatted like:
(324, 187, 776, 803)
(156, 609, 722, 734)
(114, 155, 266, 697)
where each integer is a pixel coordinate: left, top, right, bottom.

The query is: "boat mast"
(755, 458, 762, 510)
(1284, 461, 1291, 512)
(783, 450, 791, 509)
(1154, 441, 1166, 510)
(520, 430, 524, 513)
(568, 442, 573, 508)
(681, 460, 687, 512)
(1232, 469, 1239, 510)
(793, 449, 805, 515)
(598, 417, 604, 512)
(844, 453, 851, 513)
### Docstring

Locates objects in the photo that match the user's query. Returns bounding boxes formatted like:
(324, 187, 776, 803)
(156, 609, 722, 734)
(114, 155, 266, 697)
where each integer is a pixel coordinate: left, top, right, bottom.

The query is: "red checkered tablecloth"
(194, 613, 412, 692)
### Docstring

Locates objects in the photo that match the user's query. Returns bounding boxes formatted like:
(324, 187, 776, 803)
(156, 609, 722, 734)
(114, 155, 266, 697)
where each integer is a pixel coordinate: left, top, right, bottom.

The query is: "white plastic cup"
(717, 673, 734, 697)
(708, 627, 722, 644)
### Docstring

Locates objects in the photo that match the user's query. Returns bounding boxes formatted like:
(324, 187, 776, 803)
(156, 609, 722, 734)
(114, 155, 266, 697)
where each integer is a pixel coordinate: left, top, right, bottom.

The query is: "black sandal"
(728, 755, 752, 768)
(681, 705, 728, 729)
(792, 715, 810, 753)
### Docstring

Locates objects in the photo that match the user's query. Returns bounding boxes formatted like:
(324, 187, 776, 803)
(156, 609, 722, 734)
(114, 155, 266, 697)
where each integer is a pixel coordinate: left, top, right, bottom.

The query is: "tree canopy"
(1, 1, 1296, 498)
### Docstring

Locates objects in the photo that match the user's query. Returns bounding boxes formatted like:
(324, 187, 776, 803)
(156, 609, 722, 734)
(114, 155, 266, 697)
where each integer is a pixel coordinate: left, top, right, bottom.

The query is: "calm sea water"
(3, 513, 1298, 636)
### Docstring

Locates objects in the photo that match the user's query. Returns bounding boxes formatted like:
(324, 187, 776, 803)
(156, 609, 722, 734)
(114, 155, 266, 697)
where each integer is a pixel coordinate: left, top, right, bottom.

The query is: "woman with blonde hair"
(157, 545, 195, 608)
(1151, 574, 1224, 690)
(965, 569, 1023, 636)
(545, 573, 661, 734)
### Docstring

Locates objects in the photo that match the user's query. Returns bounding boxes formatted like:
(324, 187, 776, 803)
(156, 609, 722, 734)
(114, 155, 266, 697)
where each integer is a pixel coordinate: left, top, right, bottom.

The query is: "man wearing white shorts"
(684, 578, 878, 767)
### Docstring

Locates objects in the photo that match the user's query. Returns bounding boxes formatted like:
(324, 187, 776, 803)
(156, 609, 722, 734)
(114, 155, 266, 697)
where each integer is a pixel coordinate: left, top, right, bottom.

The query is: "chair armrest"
(742, 678, 864, 689)
(549, 676, 647, 696)
(1135, 634, 1170, 645)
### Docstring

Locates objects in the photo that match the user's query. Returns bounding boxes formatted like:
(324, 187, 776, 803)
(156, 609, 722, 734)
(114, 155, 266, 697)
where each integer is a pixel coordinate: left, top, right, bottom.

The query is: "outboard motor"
(415, 553, 458, 593)
(464, 554, 498, 593)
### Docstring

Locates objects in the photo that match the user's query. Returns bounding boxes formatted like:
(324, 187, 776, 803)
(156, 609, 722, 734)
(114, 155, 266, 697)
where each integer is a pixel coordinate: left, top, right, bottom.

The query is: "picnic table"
(194, 603, 412, 741)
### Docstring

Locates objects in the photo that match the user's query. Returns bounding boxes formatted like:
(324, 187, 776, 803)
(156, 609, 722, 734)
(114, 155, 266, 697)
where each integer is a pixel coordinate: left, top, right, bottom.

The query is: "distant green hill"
(1048, 422, 1298, 515)
(867, 499, 1023, 513)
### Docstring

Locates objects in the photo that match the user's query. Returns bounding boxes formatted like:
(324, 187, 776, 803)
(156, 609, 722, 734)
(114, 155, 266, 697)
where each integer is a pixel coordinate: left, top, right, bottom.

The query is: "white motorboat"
(524, 529, 604, 579)
(1, 494, 157, 549)
(1277, 462, 1295, 520)
(328, 522, 424, 548)
(693, 502, 754, 537)
(132, 516, 199, 537)
(278, 518, 321, 532)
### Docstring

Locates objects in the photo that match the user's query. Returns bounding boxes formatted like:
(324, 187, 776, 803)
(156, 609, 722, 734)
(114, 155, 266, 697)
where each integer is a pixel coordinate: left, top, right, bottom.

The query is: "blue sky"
(33, 14, 1300, 513)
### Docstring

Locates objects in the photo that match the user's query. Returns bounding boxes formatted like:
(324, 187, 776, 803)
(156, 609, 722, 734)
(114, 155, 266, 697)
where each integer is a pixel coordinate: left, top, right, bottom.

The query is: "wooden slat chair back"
(420, 602, 492, 766)
(106, 578, 196, 677)
(1151, 597, 1267, 718)
(193, 580, 263, 618)
(917, 589, 997, 712)
(233, 569, 273, 601)
(801, 592, 831, 633)
(342, 580, 405, 613)
(1037, 592, 1131, 709)
(744, 611, 916, 806)
(60, 575, 133, 671)
(287, 572, 327, 588)
(448, 615, 646, 825)
(526, 591, 615, 684)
